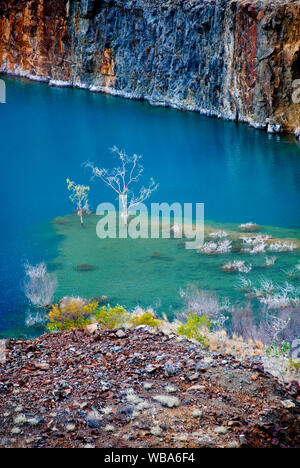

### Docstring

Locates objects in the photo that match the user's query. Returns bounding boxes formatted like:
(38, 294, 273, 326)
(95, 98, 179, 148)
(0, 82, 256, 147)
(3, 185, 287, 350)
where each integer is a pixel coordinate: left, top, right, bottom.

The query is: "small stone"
(228, 440, 240, 448)
(214, 426, 227, 435)
(183, 397, 192, 406)
(281, 400, 296, 409)
(192, 409, 203, 418)
(116, 329, 127, 339)
(104, 425, 115, 432)
(110, 346, 123, 353)
(196, 358, 213, 373)
(14, 415, 27, 426)
(143, 383, 153, 391)
(84, 444, 95, 449)
(228, 420, 239, 427)
(151, 426, 162, 436)
(187, 384, 206, 392)
(153, 395, 180, 408)
(101, 406, 113, 416)
(76, 264, 95, 271)
(163, 362, 181, 377)
(165, 384, 178, 393)
(267, 123, 281, 134)
(145, 364, 157, 373)
(188, 373, 199, 381)
(34, 362, 50, 371)
(137, 401, 150, 411)
(14, 406, 23, 413)
(86, 410, 103, 429)
(27, 418, 40, 426)
(84, 323, 98, 335)
(11, 428, 21, 435)
(118, 405, 135, 417)
(25, 438, 34, 444)
(66, 424, 76, 432)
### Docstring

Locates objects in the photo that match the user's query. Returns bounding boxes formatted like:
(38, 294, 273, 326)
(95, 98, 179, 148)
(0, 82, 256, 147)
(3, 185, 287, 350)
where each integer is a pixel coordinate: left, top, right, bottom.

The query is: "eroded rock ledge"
(0, 327, 299, 448)
(0, 0, 300, 136)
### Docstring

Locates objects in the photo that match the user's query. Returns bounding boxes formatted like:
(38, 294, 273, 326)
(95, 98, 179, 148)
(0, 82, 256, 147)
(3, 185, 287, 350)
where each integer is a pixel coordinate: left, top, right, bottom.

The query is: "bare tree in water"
(85, 147, 158, 226)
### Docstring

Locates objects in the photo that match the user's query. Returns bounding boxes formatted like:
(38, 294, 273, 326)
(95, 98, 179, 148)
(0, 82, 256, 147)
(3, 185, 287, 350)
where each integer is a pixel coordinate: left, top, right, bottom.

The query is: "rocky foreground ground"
(0, 326, 299, 448)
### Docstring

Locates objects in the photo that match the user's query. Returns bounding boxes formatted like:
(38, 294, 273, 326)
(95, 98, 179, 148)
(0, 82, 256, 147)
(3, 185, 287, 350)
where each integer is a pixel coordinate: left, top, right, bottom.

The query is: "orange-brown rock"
(0, 0, 299, 136)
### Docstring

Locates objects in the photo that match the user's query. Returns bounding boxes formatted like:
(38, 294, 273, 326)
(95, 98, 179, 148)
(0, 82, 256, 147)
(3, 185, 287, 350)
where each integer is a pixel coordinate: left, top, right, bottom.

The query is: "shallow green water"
(50, 214, 300, 320)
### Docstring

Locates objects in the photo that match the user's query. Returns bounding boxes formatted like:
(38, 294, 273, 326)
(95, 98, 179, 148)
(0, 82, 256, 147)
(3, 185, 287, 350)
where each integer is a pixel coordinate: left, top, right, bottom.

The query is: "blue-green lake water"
(0, 75, 299, 338)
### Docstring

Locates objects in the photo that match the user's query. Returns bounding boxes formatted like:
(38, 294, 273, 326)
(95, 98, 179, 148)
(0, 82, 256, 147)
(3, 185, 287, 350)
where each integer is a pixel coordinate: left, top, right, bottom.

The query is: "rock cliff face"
(0, 0, 300, 135)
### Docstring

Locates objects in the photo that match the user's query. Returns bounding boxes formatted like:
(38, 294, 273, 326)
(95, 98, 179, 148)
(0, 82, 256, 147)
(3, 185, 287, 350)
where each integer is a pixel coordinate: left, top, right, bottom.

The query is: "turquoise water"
(0, 75, 299, 338)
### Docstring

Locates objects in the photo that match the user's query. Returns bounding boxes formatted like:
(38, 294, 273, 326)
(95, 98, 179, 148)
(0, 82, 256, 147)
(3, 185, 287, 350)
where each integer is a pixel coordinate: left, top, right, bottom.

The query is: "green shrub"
(288, 359, 300, 371)
(265, 340, 291, 359)
(46, 300, 162, 332)
(46, 300, 97, 331)
(94, 305, 130, 329)
(177, 313, 211, 347)
(129, 309, 161, 328)
(46, 297, 164, 333)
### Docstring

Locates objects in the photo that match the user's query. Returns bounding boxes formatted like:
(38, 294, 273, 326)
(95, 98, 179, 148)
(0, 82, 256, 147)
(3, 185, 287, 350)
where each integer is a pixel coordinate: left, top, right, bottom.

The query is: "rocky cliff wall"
(0, 0, 300, 135)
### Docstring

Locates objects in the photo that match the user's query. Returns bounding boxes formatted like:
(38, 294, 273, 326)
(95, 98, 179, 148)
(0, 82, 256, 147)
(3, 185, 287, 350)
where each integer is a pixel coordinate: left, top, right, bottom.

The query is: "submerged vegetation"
(208, 230, 228, 239)
(238, 222, 259, 232)
(244, 278, 300, 310)
(24, 263, 57, 308)
(268, 241, 297, 252)
(197, 239, 232, 255)
(221, 260, 252, 273)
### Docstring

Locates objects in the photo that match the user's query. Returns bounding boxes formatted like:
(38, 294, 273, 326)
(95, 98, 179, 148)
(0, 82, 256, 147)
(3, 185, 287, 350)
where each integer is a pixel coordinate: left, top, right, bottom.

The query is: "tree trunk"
(122, 211, 128, 226)
(120, 194, 128, 226)
(78, 208, 84, 226)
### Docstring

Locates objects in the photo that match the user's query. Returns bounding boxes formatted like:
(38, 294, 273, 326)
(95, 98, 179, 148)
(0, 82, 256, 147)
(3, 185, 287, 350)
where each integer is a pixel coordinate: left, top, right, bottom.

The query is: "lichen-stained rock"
(0, 0, 72, 82)
(0, 0, 300, 135)
(99, 47, 115, 88)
